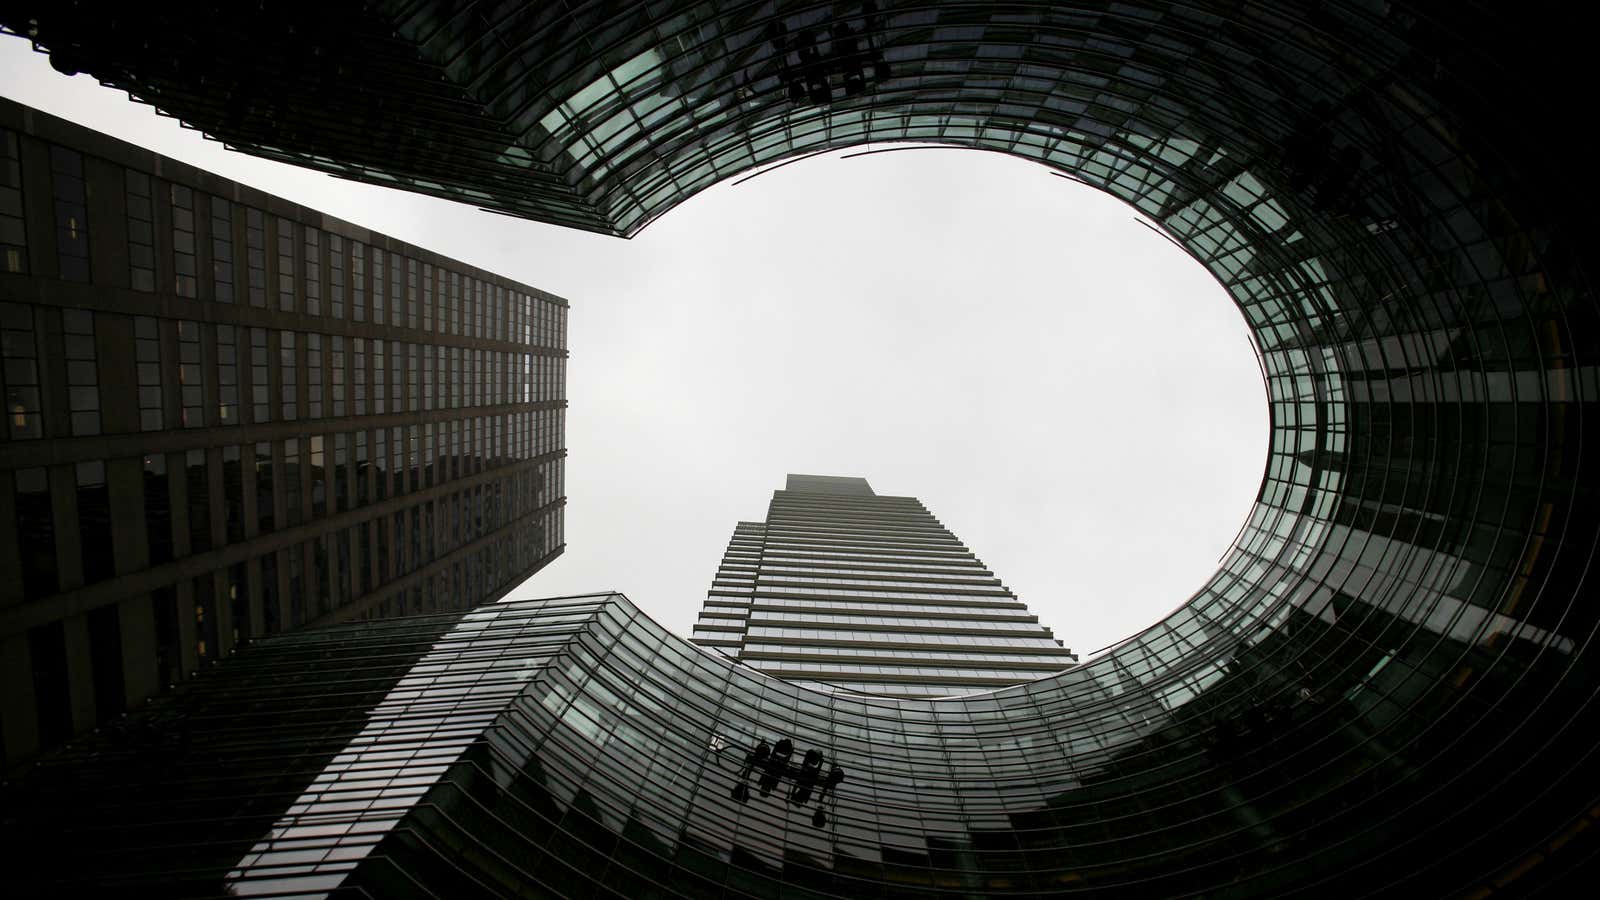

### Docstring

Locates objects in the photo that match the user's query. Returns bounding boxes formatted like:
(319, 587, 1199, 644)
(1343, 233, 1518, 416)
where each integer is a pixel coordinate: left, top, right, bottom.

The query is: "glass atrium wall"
(3, 1, 1597, 894)
(8, 590, 1595, 896)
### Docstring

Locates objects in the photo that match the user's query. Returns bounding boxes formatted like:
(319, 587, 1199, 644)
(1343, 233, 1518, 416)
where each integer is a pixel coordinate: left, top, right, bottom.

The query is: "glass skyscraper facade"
(0, 99, 569, 769)
(693, 474, 1077, 697)
(2, 1, 1599, 894)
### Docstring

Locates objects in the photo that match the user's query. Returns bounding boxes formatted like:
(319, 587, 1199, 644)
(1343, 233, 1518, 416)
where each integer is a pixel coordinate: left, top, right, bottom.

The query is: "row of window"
(750, 574, 1009, 593)
(26, 515, 563, 750)
(739, 626, 1067, 649)
(10, 431, 564, 601)
(739, 642, 1076, 666)
(1, 304, 565, 441)
(744, 610, 1049, 633)
(0, 127, 566, 349)
(759, 539, 972, 557)
(745, 658, 1067, 682)
(701, 597, 1029, 618)
(756, 562, 994, 578)
(743, 586, 1031, 604)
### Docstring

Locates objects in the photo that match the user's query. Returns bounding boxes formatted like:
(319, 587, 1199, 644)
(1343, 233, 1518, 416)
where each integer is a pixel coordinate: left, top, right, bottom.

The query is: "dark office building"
(0, 98, 569, 769)
(693, 475, 1077, 697)
(4, 1, 1600, 894)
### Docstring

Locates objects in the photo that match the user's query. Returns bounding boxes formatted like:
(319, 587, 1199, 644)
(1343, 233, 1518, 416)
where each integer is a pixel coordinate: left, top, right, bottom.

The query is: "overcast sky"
(3, 40, 1266, 657)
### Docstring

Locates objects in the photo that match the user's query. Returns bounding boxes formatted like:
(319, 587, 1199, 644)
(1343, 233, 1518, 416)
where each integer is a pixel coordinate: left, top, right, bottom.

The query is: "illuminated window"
(1, 302, 42, 438)
(50, 146, 89, 282)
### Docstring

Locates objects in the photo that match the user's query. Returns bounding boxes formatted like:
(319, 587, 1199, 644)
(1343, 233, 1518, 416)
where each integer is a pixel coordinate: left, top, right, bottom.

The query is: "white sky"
(3, 39, 1266, 657)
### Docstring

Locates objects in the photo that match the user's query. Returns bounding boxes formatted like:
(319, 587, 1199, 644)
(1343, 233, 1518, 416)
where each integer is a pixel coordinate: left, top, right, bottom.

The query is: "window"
(352, 337, 366, 415)
(406, 257, 418, 330)
(406, 424, 419, 491)
(303, 227, 321, 316)
(283, 438, 302, 527)
(143, 454, 172, 565)
(249, 328, 270, 423)
(306, 333, 323, 419)
(472, 278, 483, 338)
(134, 316, 163, 431)
(2, 302, 42, 439)
(0, 129, 25, 273)
(216, 324, 238, 424)
(186, 448, 212, 554)
(125, 171, 156, 291)
(389, 252, 402, 327)
(50, 146, 89, 281)
(433, 346, 445, 410)
(77, 460, 113, 585)
(449, 419, 460, 480)
(177, 320, 204, 428)
(407, 343, 419, 412)
(421, 262, 433, 332)
(354, 429, 368, 507)
(330, 335, 345, 417)
(328, 234, 344, 319)
(423, 422, 435, 488)
(194, 574, 216, 664)
(15, 467, 57, 599)
(449, 347, 461, 409)
(310, 435, 326, 518)
(254, 442, 274, 534)
(334, 432, 349, 513)
(449, 271, 460, 335)
(371, 247, 384, 323)
(211, 196, 234, 302)
(62, 308, 99, 435)
(351, 241, 365, 322)
(390, 425, 403, 496)
(389, 340, 402, 416)
(277, 217, 296, 312)
(226, 563, 249, 644)
(374, 427, 387, 502)
(246, 208, 266, 307)
(171, 184, 197, 297)
(372, 339, 385, 414)
(280, 330, 297, 421)
(222, 445, 244, 544)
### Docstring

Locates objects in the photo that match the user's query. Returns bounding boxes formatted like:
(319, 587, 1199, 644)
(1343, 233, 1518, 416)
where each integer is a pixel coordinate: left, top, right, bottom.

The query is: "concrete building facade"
(0, 99, 569, 768)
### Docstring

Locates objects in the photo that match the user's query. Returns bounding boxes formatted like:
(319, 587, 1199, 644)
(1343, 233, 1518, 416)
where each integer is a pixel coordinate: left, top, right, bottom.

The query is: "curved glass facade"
(8, 588, 1597, 896)
(2, 0, 1597, 895)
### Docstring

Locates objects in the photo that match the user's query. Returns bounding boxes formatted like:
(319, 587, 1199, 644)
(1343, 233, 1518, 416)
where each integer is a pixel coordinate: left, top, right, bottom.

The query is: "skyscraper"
(0, 98, 569, 768)
(4, 3, 1600, 893)
(692, 474, 1077, 697)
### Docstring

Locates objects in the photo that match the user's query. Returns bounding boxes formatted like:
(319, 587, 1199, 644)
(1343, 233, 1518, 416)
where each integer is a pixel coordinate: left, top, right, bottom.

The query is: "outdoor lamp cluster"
(731, 738, 847, 828)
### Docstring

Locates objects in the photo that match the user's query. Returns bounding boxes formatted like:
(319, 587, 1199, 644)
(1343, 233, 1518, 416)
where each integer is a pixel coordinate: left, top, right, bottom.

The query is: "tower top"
(784, 474, 875, 496)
